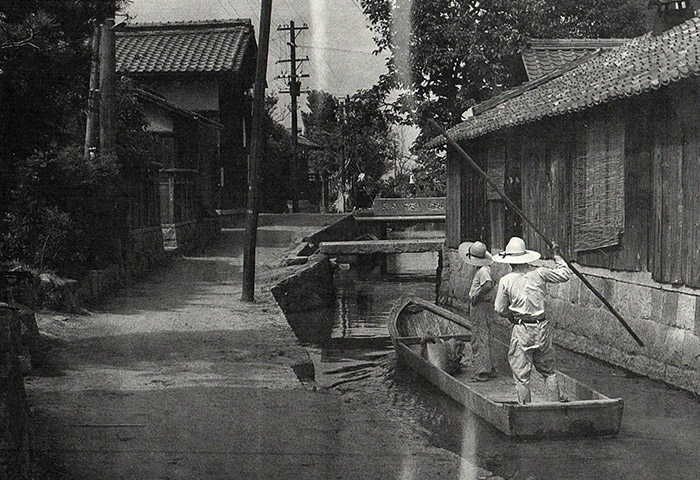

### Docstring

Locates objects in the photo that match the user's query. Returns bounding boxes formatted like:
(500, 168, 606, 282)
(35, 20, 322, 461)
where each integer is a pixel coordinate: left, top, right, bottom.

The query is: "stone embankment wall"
(162, 217, 220, 251)
(438, 246, 700, 395)
(0, 307, 36, 479)
(271, 254, 336, 344)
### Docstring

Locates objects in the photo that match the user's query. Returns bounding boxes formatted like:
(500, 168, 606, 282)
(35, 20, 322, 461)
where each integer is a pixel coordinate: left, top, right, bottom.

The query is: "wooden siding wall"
(520, 119, 575, 258)
(462, 142, 488, 243)
(445, 145, 461, 248)
(650, 83, 700, 287)
(576, 101, 651, 272)
(129, 168, 161, 230)
(446, 142, 488, 248)
(448, 81, 700, 288)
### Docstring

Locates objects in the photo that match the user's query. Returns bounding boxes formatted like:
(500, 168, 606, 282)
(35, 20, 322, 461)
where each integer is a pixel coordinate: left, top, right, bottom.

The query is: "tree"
(359, 0, 649, 146)
(258, 95, 294, 213)
(0, 1, 158, 277)
(302, 87, 398, 210)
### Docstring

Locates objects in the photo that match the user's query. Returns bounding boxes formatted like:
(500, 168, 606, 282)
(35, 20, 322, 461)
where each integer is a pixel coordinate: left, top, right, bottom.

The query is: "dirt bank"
(25, 230, 492, 479)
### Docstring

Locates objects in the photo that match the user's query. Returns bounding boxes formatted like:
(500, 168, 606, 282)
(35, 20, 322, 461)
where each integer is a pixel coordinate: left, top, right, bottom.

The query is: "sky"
(122, 0, 390, 127)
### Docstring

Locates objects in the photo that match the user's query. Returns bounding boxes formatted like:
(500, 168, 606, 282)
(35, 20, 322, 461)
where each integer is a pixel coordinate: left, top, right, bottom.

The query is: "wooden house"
(435, 11, 700, 393)
(116, 20, 257, 215)
(134, 89, 224, 250)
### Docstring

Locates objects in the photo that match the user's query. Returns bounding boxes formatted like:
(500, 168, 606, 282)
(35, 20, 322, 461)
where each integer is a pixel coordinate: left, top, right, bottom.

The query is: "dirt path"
(25, 230, 486, 479)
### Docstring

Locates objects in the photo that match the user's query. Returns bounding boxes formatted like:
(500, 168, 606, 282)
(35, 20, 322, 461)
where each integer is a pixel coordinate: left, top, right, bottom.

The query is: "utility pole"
(99, 18, 116, 154)
(84, 26, 100, 160)
(278, 21, 309, 213)
(241, 0, 273, 302)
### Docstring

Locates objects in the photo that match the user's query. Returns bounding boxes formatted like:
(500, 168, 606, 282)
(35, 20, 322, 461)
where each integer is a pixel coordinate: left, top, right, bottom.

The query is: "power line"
(282, 0, 306, 23)
(298, 44, 374, 56)
(216, 0, 239, 17)
(277, 20, 309, 213)
(307, 53, 343, 93)
(242, 0, 260, 25)
(348, 0, 364, 14)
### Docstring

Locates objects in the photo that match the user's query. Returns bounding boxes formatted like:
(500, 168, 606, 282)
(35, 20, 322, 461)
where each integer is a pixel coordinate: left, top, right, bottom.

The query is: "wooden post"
(99, 19, 116, 154)
(445, 144, 462, 248)
(84, 27, 100, 160)
(241, 0, 273, 302)
(320, 171, 328, 213)
(289, 20, 299, 213)
(278, 21, 308, 212)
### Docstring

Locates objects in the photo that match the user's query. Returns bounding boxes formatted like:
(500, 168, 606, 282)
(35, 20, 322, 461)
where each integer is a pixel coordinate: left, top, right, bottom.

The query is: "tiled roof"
(522, 38, 630, 80)
(435, 16, 700, 145)
(116, 20, 255, 74)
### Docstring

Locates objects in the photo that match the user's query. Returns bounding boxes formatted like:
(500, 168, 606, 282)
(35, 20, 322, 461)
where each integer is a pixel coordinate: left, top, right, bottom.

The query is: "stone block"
(557, 278, 571, 302)
(680, 331, 700, 370)
(625, 354, 650, 376)
(676, 294, 696, 330)
(611, 281, 652, 322)
(579, 276, 610, 309)
(658, 326, 685, 366)
(609, 315, 648, 355)
(650, 288, 665, 324)
(665, 365, 700, 393)
(696, 296, 700, 336)
(554, 328, 579, 351)
(568, 275, 580, 304)
(589, 308, 611, 345)
(599, 309, 621, 345)
(641, 319, 671, 359)
(658, 290, 678, 327)
(606, 345, 627, 367)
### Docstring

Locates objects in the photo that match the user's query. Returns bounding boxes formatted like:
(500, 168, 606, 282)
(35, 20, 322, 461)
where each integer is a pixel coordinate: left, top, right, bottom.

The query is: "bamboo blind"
(573, 114, 625, 252)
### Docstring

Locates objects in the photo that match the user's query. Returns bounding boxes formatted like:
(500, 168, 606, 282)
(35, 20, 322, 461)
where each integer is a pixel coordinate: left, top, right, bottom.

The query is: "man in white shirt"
(493, 237, 571, 404)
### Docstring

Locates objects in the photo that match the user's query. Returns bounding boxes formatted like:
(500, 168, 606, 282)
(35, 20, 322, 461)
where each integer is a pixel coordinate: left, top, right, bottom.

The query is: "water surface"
(310, 266, 700, 480)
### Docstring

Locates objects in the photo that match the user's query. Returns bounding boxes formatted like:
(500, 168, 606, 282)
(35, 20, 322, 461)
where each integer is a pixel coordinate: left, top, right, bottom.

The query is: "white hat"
(458, 241, 493, 267)
(493, 237, 541, 264)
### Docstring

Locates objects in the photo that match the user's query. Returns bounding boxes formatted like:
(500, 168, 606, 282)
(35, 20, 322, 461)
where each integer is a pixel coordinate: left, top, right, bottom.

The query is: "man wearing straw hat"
(458, 240, 497, 382)
(494, 237, 571, 404)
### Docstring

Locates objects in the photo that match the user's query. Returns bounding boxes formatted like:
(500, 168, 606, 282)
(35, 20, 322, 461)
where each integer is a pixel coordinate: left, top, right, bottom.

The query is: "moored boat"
(388, 297, 624, 438)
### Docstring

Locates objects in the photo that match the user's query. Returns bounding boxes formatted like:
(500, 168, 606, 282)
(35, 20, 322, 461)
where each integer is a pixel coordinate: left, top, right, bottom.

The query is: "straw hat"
(493, 237, 541, 264)
(458, 241, 493, 267)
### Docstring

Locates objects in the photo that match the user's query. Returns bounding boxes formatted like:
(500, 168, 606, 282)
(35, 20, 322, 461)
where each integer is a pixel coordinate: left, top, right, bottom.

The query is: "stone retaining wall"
(0, 307, 36, 479)
(162, 217, 220, 251)
(438, 246, 700, 394)
(271, 254, 335, 344)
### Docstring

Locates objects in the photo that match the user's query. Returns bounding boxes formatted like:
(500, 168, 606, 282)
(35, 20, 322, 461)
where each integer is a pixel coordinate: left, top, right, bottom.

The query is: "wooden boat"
(388, 297, 624, 438)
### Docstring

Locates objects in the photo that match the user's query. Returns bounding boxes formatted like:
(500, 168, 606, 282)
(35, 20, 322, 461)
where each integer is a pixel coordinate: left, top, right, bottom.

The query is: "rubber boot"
(545, 374, 560, 402)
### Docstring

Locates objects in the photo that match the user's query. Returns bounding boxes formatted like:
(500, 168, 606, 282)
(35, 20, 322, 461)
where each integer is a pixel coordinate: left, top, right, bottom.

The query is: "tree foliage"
(360, 0, 649, 146)
(302, 88, 398, 210)
(258, 95, 294, 213)
(0, 1, 157, 276)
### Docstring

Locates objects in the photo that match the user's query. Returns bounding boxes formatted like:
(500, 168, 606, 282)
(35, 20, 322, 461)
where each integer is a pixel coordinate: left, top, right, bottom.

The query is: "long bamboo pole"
(429, 119, 645, 347)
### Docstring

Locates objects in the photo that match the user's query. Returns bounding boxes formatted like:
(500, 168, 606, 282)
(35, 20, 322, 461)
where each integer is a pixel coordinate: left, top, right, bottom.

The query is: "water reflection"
(310, 266, 700, 480)
(331, 268, 435, 340)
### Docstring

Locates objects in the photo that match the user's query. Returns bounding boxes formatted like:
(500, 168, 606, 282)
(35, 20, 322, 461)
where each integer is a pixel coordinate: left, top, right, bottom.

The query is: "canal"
(301, 264, 700, 480)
